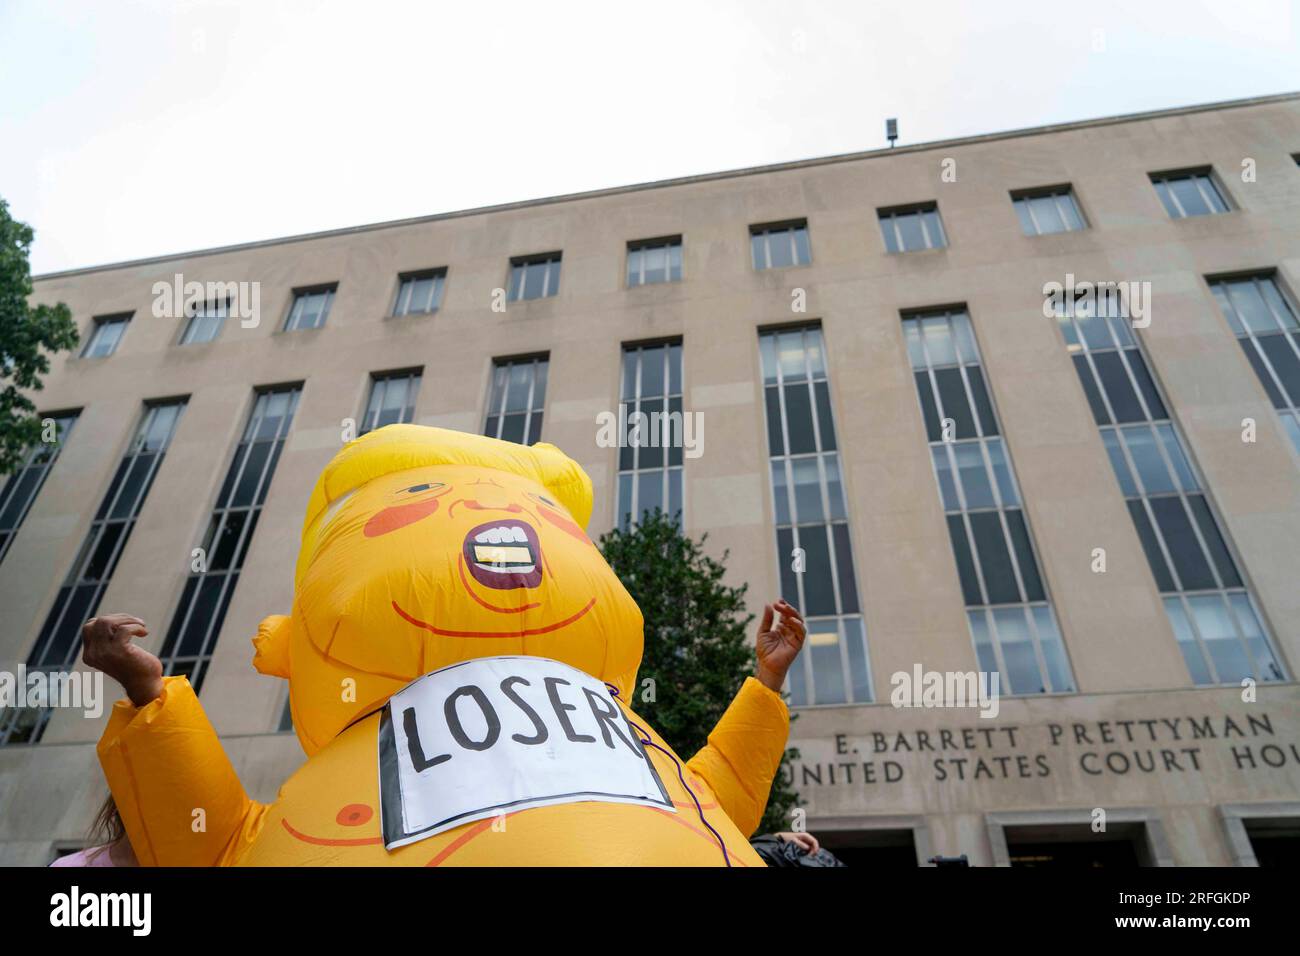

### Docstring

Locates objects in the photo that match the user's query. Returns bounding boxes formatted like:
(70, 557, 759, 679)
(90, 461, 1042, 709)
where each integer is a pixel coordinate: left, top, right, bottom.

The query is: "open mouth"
(462, 519, 543, 590)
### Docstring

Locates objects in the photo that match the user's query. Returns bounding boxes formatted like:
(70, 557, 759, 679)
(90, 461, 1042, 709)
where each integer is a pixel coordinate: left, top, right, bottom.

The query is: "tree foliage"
(0, 197, 79, 476)
(598, 509, 800, 836)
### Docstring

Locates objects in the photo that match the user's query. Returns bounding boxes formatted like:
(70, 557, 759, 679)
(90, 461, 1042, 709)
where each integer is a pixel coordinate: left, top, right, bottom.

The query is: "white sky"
(3, 0, 1298, 275)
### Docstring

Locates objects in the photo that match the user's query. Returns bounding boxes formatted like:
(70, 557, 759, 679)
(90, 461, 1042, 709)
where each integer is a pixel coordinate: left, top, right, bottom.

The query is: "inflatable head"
(253, 425, 643, 755)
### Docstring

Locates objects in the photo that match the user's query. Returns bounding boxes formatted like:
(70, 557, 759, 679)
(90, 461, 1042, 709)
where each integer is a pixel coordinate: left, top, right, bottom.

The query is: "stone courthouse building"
(2, 93, 1299, 865)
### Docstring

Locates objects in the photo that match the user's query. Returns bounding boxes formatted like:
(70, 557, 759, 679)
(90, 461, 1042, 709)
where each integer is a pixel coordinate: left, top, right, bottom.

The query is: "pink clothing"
(51, 845, 120, 867)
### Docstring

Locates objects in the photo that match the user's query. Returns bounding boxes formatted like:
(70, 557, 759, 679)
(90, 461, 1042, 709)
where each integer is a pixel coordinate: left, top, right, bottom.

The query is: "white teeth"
(476, 562, 536, 575)
(474, 525, 527, 545)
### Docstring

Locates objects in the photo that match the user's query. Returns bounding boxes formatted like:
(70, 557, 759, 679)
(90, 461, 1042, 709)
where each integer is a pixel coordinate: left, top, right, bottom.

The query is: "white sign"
(378, 656, 673, 850)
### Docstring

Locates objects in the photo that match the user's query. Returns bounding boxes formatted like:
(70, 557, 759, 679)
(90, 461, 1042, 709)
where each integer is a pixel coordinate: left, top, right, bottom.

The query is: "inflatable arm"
(684, 676, 790, 837)
(97, 676, 269, 866)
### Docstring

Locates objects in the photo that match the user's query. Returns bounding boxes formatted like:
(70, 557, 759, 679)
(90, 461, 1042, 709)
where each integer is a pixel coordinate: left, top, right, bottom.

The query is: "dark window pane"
(767, 232, 794, 269)
(110, 453, 156, 518)
(832, 524, 859, 614)
(1153, 180, 1180, 217)
(618, 431, 635, 471)
(46, 584, 99, 667)
(637, 400, 664, 469)
(216, 444, 248, 508)
(1004, 510, 1044, 601)
(759, 390, 780, 455)
(813, 381, 837, 451)
(1257, 333, 1300, 406)
(777, 527, 799, 605)
(523, 261, 546, 299)
(879, 217, 899, 253)
(1127, 500, 1176, 591)
(207, 511, 248, 571)
(232, 441, 272, 507)
(934, 368, 976, 438)
(965, 366, 999, 436)
(915, 372, 942, 441)
(160, 577, 198, 658)
(1125, 349, 1167, 419)
(799, 527, 837, 616)
(257, 443, 283, 506)
(1186, 495, 1240, 588)
(783, 384, 817, 454)
(667, 395, 683, 467)
(235, 510, 260, 567)
(525, 412, 543, 445)
(1149, 497, 1216, 591)
(793, 228, 811, 265)
(84, 521, 125, 581)
(0, 468, 42, 528)
(30, 587, 71, 664)
(969, 511, 1019, 604)
(1072, 355, 1111, 426)
(896, 212, 925, 251)
(1092, 351, 1146, 423)
(500, 414, 526, 444)
(640, 347, 665, 397)
(1239, 340, 1288, 407)
(177, 575, 227, 657)
(946, 515, 983, 605)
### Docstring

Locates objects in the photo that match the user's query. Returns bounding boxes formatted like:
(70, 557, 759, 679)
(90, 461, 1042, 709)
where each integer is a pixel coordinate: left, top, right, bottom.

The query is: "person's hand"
(777, 831, 821, 855)
(755, 599, 806, 693)
(81, 614, 164, 707)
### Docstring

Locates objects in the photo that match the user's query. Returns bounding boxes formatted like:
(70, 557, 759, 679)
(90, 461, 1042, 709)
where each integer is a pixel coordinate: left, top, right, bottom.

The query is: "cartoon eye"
(399, 482, 445, 495)
(527, 492, 558, 508)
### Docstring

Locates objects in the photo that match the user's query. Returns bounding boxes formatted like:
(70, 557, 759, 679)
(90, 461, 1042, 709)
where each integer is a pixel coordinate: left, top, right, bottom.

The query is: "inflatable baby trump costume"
(96, 425, 792, 866)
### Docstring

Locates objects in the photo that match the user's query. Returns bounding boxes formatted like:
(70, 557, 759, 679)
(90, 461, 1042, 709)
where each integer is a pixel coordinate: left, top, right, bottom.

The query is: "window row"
(1053, 289, 1286, 686)
(77, 159, 1269, 357)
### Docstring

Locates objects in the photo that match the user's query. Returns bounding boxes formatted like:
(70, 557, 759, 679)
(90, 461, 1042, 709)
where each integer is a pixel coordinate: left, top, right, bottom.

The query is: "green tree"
(0, 197, 79, 476)
(598, 509, 800, 836)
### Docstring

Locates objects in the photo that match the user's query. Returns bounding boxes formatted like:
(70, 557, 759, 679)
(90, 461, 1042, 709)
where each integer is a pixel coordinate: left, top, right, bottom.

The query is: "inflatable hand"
(97, 426, 790, 865)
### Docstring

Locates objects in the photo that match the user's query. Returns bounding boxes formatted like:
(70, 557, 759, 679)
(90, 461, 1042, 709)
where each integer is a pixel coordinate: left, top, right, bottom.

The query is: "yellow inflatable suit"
(97, 426, 790, 865)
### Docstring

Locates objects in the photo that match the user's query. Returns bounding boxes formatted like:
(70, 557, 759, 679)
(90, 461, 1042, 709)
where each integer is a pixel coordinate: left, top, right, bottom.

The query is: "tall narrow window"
(1150, 169, 1229, 218)
(759, 326, 870, 706)
(1012, 186, 1086, 236)
(904, 308, 1074, 696)
(1, 400, 186, 745)
(0, 412, 79, 566)
(81, 313, 131, 357)
(507, 254, 561, 301)
(283, 285, 336, 331)
(878, 203, 947, 252)
(1056, 291, 1285, 685)
(361, 369, 422, 434)
(616, 342, 683, 528)
(750, 221, 811, 270)
(484, 356, 547, 445)
(159, 386, 300, 692)
(181, 297, 228, 345)
(627, 237, 683, 287)
(1208, 273, 1300, 454)
(392, 269, 446, 316)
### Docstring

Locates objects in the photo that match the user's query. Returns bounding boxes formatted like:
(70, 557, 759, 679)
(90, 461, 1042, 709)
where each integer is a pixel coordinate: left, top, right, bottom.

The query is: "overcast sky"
(4, 0, 1298, 275)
